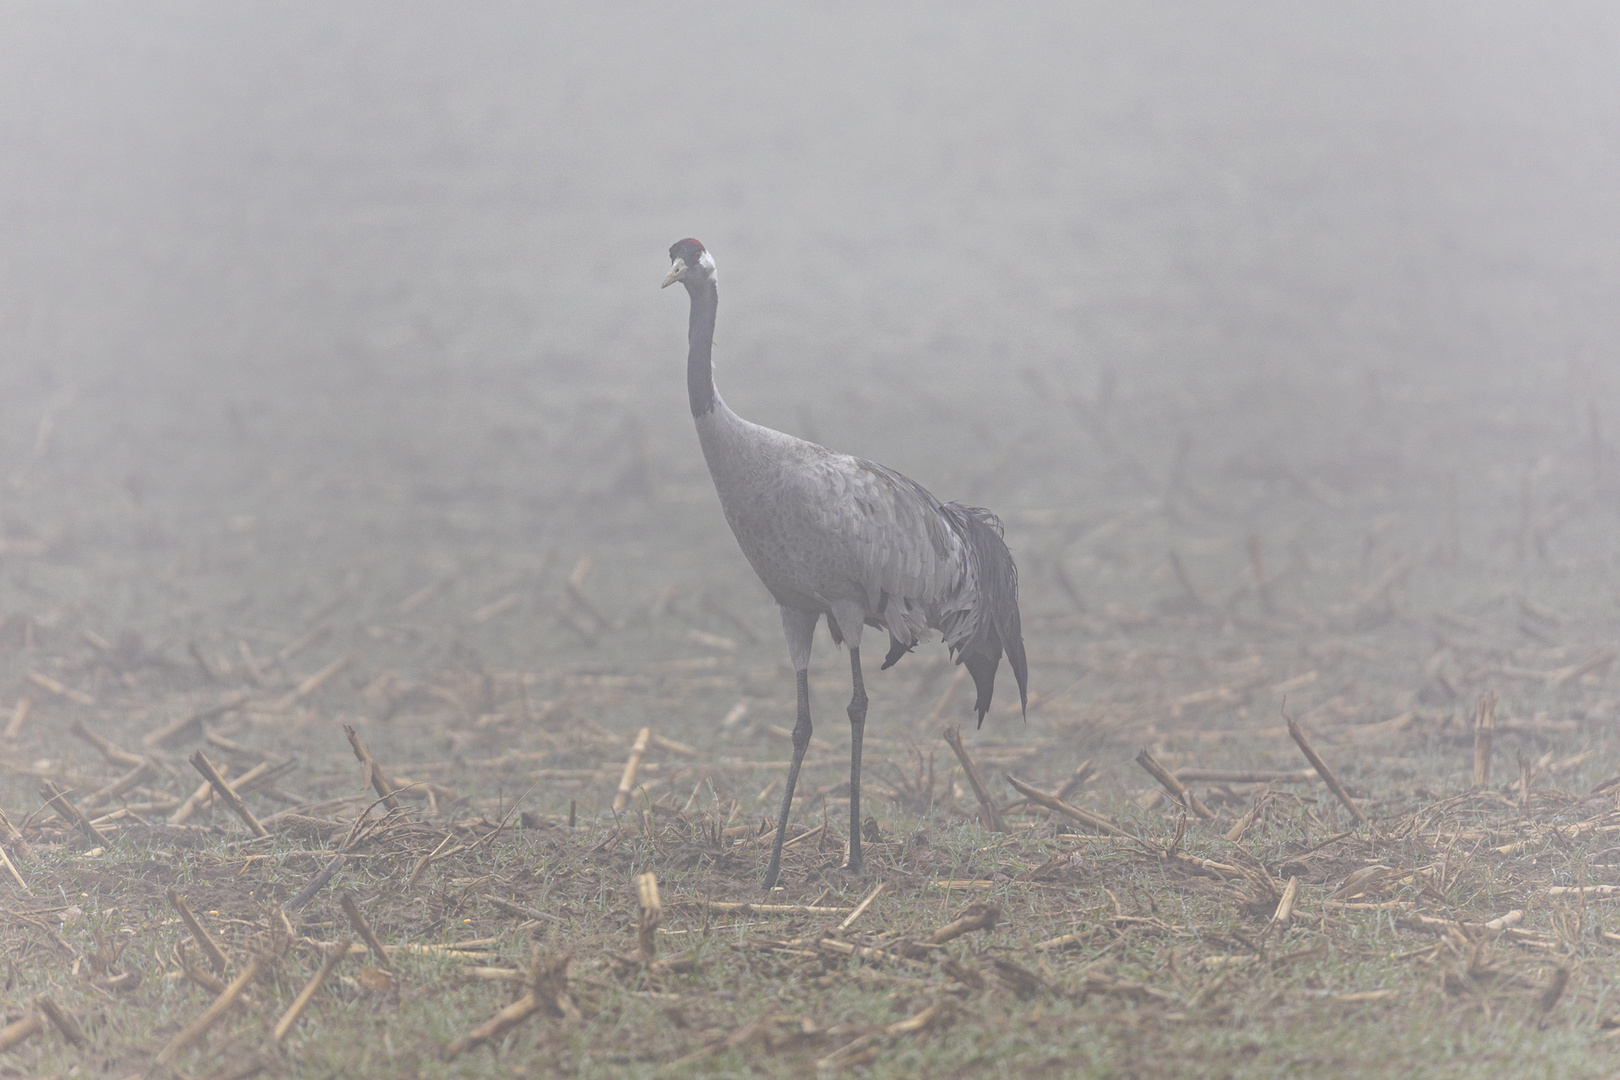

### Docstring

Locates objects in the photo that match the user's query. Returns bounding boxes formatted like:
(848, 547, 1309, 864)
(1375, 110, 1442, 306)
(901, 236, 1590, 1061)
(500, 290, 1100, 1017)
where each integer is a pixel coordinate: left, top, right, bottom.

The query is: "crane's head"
(662, 238, 716, 290)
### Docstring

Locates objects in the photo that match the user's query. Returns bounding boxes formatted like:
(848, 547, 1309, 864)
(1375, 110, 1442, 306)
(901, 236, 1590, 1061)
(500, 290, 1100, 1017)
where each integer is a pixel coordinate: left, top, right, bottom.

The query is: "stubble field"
(3, 4, 1619, 1077)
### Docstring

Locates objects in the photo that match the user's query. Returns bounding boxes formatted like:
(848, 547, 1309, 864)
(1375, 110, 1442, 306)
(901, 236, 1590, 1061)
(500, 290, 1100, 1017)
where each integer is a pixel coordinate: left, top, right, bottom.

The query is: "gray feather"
(694, 403, 1025, 721)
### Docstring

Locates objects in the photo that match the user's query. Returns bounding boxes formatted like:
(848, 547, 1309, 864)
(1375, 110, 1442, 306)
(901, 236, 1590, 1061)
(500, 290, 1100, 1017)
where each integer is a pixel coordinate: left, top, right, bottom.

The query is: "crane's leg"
(761, 669, 811, 890)
(845, 645, 869, 874)
(763, 606, 817, 891)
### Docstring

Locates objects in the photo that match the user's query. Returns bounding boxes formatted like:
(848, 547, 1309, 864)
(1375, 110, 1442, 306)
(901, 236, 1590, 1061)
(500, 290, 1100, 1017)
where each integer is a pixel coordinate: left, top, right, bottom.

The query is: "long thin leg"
(762, 669, 811, 890)
(845, 646, 869, 874)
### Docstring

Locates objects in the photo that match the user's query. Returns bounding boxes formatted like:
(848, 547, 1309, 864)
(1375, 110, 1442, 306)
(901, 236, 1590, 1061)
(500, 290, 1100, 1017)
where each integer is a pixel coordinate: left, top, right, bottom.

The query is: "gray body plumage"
(663, 237, 1026, 889)
(695, 402, 1026, 717)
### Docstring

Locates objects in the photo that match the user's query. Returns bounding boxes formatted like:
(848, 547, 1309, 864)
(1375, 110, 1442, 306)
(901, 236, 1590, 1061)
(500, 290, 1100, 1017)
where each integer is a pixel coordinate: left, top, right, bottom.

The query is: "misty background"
(6, 9, 1620, 1073)
(0, 1, 1617, 675)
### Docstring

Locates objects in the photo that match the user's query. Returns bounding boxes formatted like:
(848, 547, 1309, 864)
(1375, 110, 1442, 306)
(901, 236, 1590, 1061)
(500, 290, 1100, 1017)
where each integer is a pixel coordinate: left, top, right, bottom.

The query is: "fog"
(7, 9, 1620, 1068)
(1, 2, 1618, 751)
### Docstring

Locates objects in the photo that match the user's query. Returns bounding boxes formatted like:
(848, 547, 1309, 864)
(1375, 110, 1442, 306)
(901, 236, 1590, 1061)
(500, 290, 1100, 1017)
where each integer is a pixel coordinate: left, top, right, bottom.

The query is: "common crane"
(663, 238, 1028, 890)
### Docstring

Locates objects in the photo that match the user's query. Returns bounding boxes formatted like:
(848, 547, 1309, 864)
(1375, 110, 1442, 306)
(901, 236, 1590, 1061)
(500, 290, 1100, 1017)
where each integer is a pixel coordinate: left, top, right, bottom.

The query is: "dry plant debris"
(4, 355, 1620, 1078)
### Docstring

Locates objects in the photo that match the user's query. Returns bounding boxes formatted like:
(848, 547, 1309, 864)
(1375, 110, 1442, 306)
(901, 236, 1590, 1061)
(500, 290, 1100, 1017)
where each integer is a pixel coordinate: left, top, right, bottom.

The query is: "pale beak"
(661, 258, 687, 288)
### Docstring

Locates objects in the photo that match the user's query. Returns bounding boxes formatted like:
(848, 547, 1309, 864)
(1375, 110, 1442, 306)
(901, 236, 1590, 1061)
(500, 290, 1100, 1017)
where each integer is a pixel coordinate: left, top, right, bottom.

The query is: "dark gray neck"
(685, 277, 718, 417)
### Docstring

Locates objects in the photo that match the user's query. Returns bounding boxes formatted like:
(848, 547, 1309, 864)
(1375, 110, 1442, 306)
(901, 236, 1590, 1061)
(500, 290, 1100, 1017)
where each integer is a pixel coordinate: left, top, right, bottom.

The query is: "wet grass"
(9, 686, 1620, 1079)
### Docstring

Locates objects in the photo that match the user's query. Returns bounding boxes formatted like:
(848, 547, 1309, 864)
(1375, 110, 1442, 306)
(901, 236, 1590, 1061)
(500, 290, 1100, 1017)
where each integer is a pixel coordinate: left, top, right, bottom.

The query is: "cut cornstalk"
(0, 1010, 43, 1052)
(838, 882, 886, 931)
(1285, 715, 1367, 825)
(636, 872, 662, 962)
(154, 956, 263, 1065)
(943, 726, 1006, 832)
(38, 780, 107, 846)
(168, 889, 230, 976)
(1472, 691, 1497, 789)
(189, 752, 267, 837)
(272, 941, 354, 1043)
(344, 724, 401, 811)
(613, 727, 652, 812)
(1005, 774, 1129, 838)
(339, 890, 395, 972)
(1135, 748, 1215, 819)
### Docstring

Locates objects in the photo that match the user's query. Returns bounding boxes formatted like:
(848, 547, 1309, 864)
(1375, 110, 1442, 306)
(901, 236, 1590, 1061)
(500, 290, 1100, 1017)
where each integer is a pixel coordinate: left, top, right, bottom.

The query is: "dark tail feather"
(965, 648, 1001, 728)
(1002, 600, 1028, 715)
(880, 636, 915, 670)
(952, 504, 1028, 727)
